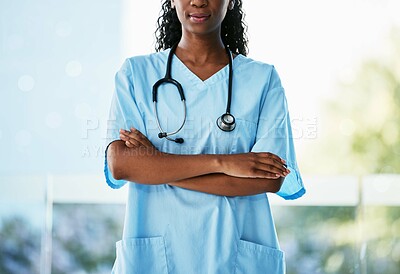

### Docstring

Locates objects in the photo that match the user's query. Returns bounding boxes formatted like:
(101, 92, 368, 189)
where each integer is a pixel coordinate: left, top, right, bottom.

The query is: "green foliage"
(315, 28, 400, 175)
(274, 206, 400, 273)
(364, 206, 400, 274)
(51, 204, 125, 274)
(0, 217, 41, 274)
(1, 204, 399, 273)
(274, 206, 357, 274)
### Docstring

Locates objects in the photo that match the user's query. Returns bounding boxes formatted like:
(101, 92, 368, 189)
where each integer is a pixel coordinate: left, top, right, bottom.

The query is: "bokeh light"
(17, 75, 35, 92)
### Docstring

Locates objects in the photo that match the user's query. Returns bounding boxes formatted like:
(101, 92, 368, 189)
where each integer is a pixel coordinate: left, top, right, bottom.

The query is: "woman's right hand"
(219, 152, 290, 179)
(119, 127, 156, 149)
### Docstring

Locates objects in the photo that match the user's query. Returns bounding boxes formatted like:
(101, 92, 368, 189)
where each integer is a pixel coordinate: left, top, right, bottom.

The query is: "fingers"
(258, 152, 286, 164)
(120, 132, 141, 147)
(253, 170, 281, 179)
(129, 127, 154, 147)
(120, 129, 141, 147)
(253, 152, 290, 177)
(119, 127, 154, 148)
(257, 163, 290, 177)
(125, 140, 135, 148)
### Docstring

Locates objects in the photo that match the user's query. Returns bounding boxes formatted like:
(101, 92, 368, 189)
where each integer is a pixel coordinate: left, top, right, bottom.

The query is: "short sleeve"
(104, 59, 146, 189)
(251, 67, 305, 200)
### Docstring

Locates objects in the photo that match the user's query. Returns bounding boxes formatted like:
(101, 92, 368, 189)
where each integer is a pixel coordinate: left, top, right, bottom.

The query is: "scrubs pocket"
(234, 239, 285, 274)
(112, 236, 169, 274)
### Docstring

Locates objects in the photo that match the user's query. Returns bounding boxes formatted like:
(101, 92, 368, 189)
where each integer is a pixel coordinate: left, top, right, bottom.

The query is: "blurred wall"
(0, 0, 124, 175)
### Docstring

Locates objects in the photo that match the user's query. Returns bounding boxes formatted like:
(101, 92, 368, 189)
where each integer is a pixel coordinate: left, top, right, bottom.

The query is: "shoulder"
(235, 55, 274, 71)
(114, 51, 168, 88)
(234, 55, 282, 88)
(124, 50, 169, 71)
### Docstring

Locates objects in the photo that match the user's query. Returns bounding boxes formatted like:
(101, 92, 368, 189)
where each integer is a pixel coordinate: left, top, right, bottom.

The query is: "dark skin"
(172, 0, 233, 80)
(107, 0, 290, 196)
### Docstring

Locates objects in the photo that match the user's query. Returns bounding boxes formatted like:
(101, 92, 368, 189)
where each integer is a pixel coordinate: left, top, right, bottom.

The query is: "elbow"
(106, 140, 158, 184)
(106, 141, 127, 180)
(268, 177, 285, 193)
(109, 163, 125, 181)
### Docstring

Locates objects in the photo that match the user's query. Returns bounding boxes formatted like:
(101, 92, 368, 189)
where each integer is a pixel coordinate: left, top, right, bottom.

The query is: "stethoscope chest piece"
(153, 43, 236, 144)
(217, 113, 236, 132)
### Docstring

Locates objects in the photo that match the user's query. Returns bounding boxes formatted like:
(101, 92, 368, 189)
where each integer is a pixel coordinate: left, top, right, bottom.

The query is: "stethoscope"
(152, 43, 235, 144)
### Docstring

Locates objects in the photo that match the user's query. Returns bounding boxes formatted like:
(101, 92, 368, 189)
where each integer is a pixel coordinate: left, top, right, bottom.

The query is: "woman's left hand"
(119, 127, 155, 149)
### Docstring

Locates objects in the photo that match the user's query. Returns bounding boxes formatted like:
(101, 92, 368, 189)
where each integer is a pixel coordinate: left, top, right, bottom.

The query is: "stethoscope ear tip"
(174, 138, 184, 144)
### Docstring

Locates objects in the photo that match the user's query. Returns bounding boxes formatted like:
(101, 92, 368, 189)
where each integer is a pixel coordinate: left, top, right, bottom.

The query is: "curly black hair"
(155, 0, 248, 56)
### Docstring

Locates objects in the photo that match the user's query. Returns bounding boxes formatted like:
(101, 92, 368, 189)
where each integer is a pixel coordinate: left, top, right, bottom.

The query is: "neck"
(176, 31, 227, 65)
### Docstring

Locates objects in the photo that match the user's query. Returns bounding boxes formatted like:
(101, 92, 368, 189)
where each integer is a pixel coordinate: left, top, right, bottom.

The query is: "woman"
(104, 0, 305, 273)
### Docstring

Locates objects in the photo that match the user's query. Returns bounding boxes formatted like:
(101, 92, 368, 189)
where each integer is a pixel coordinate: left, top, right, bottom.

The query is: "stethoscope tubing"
(153, 99, 187, 138)
(152, 43, 235, 143)
(225, 46, 233, 115)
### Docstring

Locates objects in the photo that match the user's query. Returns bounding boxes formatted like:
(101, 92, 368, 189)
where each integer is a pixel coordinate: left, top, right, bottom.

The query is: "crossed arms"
(106, 128, 290, 197)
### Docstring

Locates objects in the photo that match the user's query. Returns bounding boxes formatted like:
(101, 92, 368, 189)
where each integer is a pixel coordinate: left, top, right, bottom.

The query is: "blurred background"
(0, 0, 399, 273)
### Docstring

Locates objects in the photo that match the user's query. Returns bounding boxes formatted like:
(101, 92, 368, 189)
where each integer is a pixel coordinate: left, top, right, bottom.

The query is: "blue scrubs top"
(104, 49, 305, 274)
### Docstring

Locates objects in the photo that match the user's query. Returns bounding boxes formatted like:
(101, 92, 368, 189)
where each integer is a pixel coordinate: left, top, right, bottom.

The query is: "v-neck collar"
(170, 50, 243, 89)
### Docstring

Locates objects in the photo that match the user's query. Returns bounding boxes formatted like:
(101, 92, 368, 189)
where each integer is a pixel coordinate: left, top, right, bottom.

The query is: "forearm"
(169, 174, 284, 197)
(107, 140, 221, 184)
(109, 130, 289, 186)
